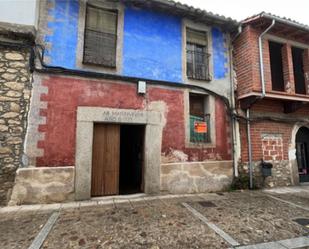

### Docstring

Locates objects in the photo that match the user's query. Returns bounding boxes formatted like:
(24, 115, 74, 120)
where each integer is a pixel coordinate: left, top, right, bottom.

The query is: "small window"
(269, 41, 285, 91)
(83, 5, 117, 67)
(189, 93, 210, 143)
(292, 47, 306, 94)
(186, 28, 210, 81)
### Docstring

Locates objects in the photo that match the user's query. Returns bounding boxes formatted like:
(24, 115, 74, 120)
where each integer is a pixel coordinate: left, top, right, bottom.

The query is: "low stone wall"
(0, 48, 32, 205)
(160, 161, 233, 194)
(239, 160, 293, 188)
(9, 167, 74, 205)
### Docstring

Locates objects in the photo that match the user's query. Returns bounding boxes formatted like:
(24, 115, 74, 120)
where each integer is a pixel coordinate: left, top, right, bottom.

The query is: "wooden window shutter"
(83, 5, 118, 67)
(187, 28, 207, 46)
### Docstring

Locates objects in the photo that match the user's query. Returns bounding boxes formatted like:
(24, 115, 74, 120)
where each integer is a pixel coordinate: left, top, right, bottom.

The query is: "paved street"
(1, 187, 309, 249)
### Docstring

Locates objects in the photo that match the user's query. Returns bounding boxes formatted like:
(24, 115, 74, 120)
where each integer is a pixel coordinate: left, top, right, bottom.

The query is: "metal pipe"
(246, 109, 253, 189)
(244, 19, 275, 188)
(229, 25, 242, 177)
(259, 19, 275, 97)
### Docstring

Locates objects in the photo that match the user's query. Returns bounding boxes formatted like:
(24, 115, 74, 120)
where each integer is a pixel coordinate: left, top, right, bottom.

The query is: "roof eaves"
(242, 12, 309, 33)
(122, 0, 240, 31)
(261, 12, 309, 33)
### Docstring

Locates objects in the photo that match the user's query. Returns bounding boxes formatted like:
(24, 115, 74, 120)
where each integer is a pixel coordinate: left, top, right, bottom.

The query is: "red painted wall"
(36, 76, 231, 166)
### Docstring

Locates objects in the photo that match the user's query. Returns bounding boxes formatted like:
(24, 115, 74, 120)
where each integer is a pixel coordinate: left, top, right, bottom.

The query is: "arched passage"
(296, 127, 309, 183)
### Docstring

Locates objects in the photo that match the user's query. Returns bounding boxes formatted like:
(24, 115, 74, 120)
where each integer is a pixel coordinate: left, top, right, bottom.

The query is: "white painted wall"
(0, 0, 39, 26)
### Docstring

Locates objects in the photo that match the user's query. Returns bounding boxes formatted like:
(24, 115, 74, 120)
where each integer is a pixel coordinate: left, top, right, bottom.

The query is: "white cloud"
(177, 0, 309, 26)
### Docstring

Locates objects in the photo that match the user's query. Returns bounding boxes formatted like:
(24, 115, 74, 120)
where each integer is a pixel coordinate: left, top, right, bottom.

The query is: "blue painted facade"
(123, 8, 182, 82)
(211, 27, 228, 79)
(45, 0, 79, 69)
(43, 0, 229, 82)
(122, 7, 182, 82)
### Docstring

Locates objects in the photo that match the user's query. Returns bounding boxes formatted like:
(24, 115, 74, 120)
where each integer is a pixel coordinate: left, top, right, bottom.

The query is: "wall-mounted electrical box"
(138, 81, 146, 94)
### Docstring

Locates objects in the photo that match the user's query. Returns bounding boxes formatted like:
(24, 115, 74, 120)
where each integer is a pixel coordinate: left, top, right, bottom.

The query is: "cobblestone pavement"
(189, 191, 309, 245)
(0, 209, 52, 248)
(264, 185, 309, 208)
(0, 188, 309, 249)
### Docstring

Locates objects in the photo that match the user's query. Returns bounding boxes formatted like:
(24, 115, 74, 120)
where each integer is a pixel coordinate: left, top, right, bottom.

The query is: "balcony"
(237, 38, 309, 113)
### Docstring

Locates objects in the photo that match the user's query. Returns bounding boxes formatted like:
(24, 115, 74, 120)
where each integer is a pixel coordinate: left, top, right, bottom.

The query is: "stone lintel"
(77, 107, 161, 125)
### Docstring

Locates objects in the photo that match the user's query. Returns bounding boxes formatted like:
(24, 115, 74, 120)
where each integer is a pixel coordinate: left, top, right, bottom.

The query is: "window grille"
(186, 28, 210, 81)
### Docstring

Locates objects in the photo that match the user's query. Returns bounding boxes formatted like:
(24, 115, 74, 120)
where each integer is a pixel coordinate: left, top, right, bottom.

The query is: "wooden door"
(91, 124, 120, 196)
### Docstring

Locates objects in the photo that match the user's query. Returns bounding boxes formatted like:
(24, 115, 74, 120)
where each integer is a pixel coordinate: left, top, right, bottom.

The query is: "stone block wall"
(0, 47, 32, 205)
(161, 161, 233, 194)
(9, 167, 74, 205)
(239, 160, 292, 188)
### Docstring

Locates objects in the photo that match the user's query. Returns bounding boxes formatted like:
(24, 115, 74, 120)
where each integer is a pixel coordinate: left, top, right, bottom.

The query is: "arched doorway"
(296, 127, 309, 183)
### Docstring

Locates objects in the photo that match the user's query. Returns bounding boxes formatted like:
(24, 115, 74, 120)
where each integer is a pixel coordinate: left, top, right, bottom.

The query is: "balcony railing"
(187, 50, 211, 81)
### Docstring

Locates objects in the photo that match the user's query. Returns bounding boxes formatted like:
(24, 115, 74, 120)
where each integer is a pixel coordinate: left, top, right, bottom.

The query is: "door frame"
(75, 107, 163, 201)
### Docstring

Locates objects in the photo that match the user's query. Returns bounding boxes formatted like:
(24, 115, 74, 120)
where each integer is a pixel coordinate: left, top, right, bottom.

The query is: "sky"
(0, 0, 308, 27)
(177, 0, 309, 26)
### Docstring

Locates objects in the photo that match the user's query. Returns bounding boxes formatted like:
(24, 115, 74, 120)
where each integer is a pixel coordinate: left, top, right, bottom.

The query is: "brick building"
(8, 0, 240, 205)
(234, 13, 309, 187)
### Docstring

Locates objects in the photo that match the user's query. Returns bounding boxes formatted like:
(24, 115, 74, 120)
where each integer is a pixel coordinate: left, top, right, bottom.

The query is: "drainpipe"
(229, 25, 242, 177)
(246, 109, 253, 189)
(247, 19, 275, 189)
(259, 19, 276, 97)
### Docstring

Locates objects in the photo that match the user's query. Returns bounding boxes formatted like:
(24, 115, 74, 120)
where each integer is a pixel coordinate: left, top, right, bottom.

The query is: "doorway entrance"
(120, 125, 144, 194)
(91, 123, 145, 197)
(296, 127, 309, 183)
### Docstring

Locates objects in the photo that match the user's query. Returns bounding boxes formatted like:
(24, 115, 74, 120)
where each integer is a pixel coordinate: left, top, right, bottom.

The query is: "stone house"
(234, 13, 309, 188)
(8, 0, 240, 205)
(0, 23, 35, 205)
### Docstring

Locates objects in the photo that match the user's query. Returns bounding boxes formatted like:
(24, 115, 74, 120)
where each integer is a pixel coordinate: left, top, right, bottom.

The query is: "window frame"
(292, 46, 306, 95)
(83, 4, 118, 68)
(186, 28, 211, 81)
(268, 40, 285, 92)
(265, 34, 309, 96)
(189, 93, 211, 143)
(76, 0, 124, 74)
(185, 90, 216, 148)
(182, 20, 213, 84)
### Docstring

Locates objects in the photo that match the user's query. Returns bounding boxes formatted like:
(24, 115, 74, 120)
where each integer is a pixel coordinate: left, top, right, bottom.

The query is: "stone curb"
(0, 193, 206, 214)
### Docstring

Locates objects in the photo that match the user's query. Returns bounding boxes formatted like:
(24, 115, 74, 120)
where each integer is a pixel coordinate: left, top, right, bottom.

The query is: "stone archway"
(295, 127, 309, 183)
(74, 107, 164, 200)
(289, 124, 309, 185)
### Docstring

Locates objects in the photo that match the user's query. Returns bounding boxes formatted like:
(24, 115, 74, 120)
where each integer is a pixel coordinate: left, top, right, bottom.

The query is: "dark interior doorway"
(269, 41, 285, 92)
(296, 127, 309, 183)
(292, 47, 306, 94)
(119, 125, 145, 194)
